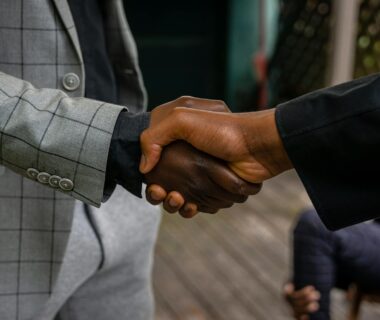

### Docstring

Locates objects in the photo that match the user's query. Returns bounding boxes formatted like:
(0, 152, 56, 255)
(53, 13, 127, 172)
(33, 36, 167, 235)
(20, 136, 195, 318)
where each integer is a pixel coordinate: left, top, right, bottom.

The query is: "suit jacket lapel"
(51, 0, 83, 63)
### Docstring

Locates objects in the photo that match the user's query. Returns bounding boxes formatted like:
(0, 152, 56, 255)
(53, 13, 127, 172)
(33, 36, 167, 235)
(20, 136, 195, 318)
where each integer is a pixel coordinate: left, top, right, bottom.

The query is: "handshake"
(138, 96, 293, 217)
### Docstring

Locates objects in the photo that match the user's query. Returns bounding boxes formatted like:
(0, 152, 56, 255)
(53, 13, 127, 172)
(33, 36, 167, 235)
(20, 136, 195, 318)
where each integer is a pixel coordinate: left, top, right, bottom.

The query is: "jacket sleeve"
(276, 73, 380, 230)
(0, 71, 124, 207)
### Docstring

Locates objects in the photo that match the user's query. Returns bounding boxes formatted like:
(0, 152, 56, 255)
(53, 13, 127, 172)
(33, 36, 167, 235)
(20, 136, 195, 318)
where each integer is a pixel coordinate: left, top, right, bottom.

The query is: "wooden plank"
(195, 214, 289, 292)
(175, 218, 279, 315)
(157, 222, 258, 320)
(153, 172, 380, 319)
(217, 203, 289, 260)
(154, 294, 178, 320)
(191, 215, 291, 317)
(153, 254, 209, 320)
(162, 214, 292, 318)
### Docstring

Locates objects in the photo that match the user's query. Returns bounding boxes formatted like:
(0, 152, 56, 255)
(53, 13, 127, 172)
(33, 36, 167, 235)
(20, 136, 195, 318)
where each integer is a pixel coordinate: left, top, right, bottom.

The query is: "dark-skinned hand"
(144, 96, 262, 217)
(144, 141, 261, 218)
(140, 97, 292, 186)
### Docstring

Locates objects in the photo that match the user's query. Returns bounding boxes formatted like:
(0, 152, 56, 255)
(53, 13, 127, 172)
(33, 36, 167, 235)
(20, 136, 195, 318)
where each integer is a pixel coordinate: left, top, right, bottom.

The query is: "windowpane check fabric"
(0, 0, 147, 319)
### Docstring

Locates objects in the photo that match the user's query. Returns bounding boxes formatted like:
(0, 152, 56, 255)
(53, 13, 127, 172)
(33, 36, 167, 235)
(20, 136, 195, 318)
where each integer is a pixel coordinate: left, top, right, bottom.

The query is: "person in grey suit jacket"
(0, 1, 261, 319)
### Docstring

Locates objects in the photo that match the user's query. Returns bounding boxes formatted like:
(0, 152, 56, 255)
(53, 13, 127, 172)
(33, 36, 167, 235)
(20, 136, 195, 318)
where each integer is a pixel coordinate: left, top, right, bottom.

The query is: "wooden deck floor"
(153, 171, 380, 320)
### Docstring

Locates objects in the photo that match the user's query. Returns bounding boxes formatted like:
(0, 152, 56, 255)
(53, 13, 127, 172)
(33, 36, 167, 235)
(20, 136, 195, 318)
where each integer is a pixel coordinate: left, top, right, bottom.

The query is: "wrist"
(244, 109, 293, 177)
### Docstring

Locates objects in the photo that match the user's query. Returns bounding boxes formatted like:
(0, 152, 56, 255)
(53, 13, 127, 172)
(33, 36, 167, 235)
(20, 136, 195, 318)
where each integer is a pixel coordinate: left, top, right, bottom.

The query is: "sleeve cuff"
(104, 112, 150, 200)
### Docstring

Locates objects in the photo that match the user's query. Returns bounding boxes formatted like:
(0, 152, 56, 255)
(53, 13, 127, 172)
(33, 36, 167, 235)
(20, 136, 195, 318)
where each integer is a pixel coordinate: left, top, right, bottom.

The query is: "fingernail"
(184, 206, 194, 215)
(150, 191, 161, 201)
(169, 197, 178, 207)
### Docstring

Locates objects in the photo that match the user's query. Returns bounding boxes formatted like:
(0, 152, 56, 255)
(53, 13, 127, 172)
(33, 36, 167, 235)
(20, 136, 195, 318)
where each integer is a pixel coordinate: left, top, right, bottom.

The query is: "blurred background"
(124, 0, 380, 319)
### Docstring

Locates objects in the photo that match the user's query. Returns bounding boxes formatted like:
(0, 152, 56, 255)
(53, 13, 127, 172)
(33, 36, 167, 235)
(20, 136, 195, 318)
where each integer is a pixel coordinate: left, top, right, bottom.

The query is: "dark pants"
(293, 210, 380, 320)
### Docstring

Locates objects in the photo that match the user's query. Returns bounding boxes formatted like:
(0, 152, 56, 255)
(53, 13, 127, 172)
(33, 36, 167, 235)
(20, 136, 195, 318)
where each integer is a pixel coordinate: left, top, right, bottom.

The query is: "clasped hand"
(141, 97, 262, 217)
(139, 96, 286, 217)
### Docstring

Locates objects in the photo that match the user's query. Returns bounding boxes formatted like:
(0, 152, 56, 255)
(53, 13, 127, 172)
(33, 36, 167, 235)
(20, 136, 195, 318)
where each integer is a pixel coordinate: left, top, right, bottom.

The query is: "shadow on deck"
(153, 171, 380, 320)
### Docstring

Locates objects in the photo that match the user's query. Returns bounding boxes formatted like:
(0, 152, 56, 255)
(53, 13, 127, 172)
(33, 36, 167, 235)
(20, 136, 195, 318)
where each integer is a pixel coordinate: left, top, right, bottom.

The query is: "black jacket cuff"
(275, 74, 380, 230)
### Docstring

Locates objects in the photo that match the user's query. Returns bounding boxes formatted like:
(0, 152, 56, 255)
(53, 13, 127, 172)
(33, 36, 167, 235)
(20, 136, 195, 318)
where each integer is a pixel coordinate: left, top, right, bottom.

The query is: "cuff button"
(49, 175, 61, 188)
(37, 172, 51, 184)
(59, 178, 74, 191)
(27, 168, 39, 180)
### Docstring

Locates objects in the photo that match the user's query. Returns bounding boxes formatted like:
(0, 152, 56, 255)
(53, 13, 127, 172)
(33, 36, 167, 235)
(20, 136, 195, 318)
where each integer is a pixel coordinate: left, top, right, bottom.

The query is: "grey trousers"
(36, 186, 161, 320)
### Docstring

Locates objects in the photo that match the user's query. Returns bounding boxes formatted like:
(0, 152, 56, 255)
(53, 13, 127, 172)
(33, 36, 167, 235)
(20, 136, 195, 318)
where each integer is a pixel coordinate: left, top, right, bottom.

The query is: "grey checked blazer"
(0, 0, 146, 318)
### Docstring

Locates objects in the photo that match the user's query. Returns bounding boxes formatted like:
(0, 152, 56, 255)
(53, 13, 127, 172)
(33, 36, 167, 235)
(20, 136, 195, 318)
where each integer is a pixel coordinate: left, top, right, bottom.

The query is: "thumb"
(139, 138, 163, 174)
(140, 107, 193, 173)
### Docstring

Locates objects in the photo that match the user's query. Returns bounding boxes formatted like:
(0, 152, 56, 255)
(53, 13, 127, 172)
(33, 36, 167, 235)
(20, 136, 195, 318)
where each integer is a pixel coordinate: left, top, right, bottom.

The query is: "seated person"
(284, 209, 380, 320)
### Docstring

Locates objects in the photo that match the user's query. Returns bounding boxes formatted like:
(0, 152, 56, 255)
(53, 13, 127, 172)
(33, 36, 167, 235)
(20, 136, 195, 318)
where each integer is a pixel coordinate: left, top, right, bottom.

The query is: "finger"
(140, 110, 190, 174)
(284, 283, 295, 303)
(146, 184, 167, 205)
(290, 299, 310, 311)
(163, 191, 185, 213)
(292, 294, 318, 308)
(295, 311, 310, 320)
(208, 162, 262, 196)
(192, 191, 236, 209)
(140, 108, 233, 174)
(177, 96, 231, 113)
(284, 283, 295, 295)
(179, 203, 198, 218)
(294, 302, 319, 316)
(209, 200, 234, 209)
(307, 302, 319, 313)
(140, 131, 164, 174)
(292, 293, 319, 309)
(206, 185, 249, 204)
(198, 206, 219, 214)
(292, 286, 319, 300)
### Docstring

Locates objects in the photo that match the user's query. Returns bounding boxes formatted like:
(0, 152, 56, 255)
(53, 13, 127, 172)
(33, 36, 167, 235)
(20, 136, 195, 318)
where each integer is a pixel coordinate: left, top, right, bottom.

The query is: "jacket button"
(49, 175, 61, 188)
(37, 172, 51, 184)
(59, 178, 74, 191)
(62, 73, 80, 91)
(27, 168, 39, 180)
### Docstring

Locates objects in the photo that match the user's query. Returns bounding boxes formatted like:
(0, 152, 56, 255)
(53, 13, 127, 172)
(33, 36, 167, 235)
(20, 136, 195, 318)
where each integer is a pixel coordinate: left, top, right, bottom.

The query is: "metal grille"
(270, 0, 332, 104)
(354, 0, 380, 78)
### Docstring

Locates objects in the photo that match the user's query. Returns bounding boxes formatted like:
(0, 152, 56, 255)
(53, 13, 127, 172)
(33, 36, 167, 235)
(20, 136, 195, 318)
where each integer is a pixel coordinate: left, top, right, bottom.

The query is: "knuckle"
(171, 108, 189, 129)
(216, 99, 226, 107)
(215, 100, 229, 111)
(177, 96, 194, 107)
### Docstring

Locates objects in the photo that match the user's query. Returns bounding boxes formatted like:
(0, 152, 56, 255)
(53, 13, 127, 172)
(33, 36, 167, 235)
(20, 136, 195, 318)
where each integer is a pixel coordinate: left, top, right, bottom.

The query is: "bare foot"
(283, 283, 321, 320)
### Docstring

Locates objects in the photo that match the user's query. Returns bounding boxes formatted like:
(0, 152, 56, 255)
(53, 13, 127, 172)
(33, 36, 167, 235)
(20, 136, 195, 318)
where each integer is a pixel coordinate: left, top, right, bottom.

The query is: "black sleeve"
(103, 111, 150, 201)
(275, 73, 380, 230)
